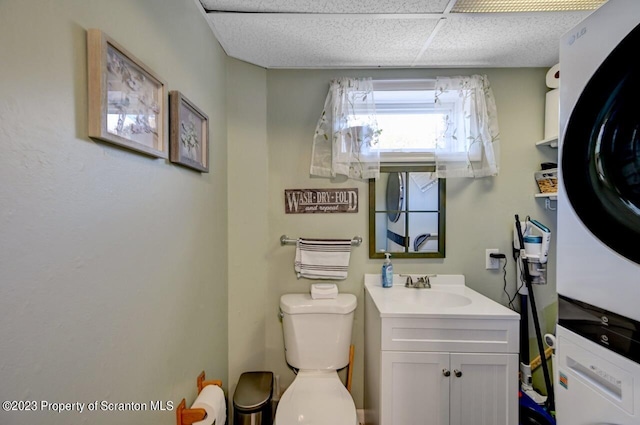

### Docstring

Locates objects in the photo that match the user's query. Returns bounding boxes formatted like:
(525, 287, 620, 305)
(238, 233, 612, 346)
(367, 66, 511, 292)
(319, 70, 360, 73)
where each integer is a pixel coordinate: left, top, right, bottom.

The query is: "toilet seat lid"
(276, 371, 356, 425)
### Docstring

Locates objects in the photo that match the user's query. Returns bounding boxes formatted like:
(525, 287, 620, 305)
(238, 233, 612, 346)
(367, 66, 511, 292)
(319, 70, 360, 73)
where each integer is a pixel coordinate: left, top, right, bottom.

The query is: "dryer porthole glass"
(562, 23, 640, 265)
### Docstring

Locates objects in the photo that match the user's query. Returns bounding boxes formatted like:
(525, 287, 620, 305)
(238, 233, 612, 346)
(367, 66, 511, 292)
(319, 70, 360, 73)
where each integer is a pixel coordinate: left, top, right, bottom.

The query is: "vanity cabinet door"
(449, 353, 518, 425)
(381, 351, 450, 425)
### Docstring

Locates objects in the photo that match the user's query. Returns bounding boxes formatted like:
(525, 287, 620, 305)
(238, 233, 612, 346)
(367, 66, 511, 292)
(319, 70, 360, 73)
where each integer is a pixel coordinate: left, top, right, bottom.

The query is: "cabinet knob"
(442, 369, 451, 377)
(454, 369, 462, 378)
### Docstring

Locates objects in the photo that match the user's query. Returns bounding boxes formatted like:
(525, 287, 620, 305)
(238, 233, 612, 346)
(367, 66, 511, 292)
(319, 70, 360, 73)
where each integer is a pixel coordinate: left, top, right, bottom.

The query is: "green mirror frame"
(369, 165, 446, 259)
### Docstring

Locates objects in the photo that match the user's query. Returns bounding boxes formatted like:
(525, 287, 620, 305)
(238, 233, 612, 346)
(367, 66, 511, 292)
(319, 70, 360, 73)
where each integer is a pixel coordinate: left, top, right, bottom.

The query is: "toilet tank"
(280, 293, 357, 370)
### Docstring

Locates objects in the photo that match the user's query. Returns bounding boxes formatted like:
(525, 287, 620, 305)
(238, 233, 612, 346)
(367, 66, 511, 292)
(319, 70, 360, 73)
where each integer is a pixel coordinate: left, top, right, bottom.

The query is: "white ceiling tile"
(199, 0, 609, 68)
(210, 14, 442, 68)
(415, 11, 592, 67)
(201, 0, 451, 14)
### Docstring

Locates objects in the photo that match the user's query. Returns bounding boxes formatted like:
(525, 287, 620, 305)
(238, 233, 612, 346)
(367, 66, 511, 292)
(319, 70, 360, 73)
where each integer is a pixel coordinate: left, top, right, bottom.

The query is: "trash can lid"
(233, 371, 273, 411)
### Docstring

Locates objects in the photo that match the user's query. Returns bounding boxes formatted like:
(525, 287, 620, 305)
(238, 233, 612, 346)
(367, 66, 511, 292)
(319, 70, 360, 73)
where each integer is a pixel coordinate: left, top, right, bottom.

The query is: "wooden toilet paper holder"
(176, 371, 223, 425)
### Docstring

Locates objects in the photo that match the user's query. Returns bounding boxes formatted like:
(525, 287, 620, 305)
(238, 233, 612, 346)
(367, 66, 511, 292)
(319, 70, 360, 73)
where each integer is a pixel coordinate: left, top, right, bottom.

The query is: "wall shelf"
(536, 137, 558, 148)
(535, 193, 557, 211)
(535, 135, 558, 211)
(535, 193, 557, 200)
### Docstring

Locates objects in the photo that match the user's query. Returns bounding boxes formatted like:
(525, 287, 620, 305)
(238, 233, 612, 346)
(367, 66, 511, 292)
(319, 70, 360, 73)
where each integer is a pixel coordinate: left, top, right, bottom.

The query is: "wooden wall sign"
(284, 188, 358, 214)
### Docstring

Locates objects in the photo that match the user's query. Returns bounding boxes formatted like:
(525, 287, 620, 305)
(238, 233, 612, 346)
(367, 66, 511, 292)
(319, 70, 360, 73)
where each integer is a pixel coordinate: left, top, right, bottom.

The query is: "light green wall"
(226, 57, 269, 401)
(265, 68, 559, 407)
(0, 1, 228, 424)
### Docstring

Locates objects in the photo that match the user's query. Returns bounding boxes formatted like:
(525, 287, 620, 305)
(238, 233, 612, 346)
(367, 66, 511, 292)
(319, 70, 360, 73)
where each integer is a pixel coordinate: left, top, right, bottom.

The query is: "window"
(370, 80, 449, 162)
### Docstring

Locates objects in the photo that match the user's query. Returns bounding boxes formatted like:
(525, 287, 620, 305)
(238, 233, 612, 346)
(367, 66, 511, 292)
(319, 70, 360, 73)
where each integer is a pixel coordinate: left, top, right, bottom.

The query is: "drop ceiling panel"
(415, 11, 592, 67)
(210, 14, 442, 68)
(201, 0, 451, 14)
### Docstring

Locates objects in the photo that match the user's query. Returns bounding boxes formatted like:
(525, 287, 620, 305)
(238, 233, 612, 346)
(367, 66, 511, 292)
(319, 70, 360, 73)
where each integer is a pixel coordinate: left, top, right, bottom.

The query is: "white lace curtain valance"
(310, 77, 380, 180)
(434, 75, 500, 178)
(310, 75, 500, 180)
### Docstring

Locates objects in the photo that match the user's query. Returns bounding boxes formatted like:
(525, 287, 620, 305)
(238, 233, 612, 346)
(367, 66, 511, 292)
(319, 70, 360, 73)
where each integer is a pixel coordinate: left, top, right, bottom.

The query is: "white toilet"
(276, 293, 358, 425)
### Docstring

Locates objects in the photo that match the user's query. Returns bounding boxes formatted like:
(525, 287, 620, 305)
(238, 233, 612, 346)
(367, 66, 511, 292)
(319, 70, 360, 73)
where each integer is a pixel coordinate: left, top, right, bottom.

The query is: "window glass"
(366, 82, 452, 161)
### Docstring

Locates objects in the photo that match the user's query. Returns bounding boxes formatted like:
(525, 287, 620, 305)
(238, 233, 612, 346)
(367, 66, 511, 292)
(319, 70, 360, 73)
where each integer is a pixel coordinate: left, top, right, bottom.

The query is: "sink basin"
(389, 289, 472, 308)
(364, 273, 520, 318)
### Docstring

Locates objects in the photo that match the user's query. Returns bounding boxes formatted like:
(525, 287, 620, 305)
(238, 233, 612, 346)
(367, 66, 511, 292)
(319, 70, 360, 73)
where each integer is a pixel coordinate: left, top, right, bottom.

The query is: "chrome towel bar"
(280, 235, 362, 247)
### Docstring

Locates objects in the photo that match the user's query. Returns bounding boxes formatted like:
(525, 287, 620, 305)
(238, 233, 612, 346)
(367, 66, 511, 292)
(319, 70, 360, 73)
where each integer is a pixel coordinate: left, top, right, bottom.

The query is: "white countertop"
(364, 274, 520, 320)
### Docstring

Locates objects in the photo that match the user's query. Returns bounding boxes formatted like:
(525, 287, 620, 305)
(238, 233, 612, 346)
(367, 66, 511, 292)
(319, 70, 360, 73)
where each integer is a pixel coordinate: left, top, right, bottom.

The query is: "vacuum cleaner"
(513, 215, 556, 425)
(520, 389, 556, 425)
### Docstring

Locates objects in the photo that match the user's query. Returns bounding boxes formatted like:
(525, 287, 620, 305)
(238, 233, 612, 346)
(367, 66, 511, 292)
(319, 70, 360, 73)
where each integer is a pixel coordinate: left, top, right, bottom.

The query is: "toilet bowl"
(275, 371, 357, 425)
(276, 293, 358, 425)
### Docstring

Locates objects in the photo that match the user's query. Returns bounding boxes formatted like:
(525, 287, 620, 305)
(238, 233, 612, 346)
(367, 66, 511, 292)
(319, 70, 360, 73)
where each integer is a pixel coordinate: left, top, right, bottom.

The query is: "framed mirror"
(369, 166, 446, 259)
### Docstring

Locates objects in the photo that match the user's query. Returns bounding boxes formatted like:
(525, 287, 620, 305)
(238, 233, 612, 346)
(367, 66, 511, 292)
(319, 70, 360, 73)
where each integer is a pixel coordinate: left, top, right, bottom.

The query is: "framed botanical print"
(169, 91, 209, 172)
(87, 29, 167, 158)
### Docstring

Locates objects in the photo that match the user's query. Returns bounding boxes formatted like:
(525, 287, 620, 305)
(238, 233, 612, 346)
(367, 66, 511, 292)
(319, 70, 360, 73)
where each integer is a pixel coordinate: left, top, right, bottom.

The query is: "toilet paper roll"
(191, 385, 226, 425)
(544, 88, 559, 140)
(546, 63, 560, 89)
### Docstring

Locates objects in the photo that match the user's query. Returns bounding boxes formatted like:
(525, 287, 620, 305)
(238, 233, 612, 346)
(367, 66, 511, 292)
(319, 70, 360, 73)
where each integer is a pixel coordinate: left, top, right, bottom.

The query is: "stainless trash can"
(233, 371, 273, 425)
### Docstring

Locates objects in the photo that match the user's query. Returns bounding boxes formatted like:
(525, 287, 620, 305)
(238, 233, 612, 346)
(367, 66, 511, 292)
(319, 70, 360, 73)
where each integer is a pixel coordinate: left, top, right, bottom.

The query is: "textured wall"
(265, 68, 558, 408)
(0, 1, 228, 424)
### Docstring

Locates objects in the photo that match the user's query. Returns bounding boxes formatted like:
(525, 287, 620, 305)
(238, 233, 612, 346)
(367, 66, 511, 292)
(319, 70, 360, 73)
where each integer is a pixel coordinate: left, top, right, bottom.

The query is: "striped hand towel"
(294, 238, 352, 280)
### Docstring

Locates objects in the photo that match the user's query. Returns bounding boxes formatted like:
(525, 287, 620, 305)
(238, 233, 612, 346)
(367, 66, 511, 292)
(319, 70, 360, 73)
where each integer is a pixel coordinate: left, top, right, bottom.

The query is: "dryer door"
(562, 23, 640, 265)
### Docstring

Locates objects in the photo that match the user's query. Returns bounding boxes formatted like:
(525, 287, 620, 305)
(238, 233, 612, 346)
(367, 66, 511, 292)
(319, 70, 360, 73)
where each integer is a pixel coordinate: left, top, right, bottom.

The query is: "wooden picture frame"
(169, 91, 209, 172)
(87, 29, 168, 158)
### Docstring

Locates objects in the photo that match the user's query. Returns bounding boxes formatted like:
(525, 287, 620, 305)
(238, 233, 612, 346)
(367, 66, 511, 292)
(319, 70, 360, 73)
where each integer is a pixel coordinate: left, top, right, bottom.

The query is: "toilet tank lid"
(280, 293, 357, 315)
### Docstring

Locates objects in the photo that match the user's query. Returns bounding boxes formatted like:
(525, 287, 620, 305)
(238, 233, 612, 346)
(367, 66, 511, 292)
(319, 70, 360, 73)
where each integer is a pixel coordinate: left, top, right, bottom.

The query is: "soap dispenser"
(382, 252, 393, 288)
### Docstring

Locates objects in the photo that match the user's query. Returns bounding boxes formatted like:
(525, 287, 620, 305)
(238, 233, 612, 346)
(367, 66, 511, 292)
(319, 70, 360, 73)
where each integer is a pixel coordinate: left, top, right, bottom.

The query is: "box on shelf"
(535, 168, 558, 194)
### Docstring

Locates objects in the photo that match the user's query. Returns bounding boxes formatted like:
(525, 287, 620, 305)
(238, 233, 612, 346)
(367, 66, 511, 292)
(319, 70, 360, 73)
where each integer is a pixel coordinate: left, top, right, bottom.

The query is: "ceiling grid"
(199, 0, 607, 68)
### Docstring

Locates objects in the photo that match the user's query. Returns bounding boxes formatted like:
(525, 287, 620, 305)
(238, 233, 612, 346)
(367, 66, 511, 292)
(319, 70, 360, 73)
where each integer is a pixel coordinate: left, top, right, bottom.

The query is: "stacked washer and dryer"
(556, 1, 640, 424)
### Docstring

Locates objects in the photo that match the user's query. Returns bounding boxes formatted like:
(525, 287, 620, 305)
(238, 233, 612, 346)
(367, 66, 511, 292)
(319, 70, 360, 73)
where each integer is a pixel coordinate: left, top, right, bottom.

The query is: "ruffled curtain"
(310, 78, 380, 180)
(434, 75, 500, 178)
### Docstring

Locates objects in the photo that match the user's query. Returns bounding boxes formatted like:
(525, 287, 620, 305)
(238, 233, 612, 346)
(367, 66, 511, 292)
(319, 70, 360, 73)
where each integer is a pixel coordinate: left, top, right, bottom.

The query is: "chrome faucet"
(400, 274, 435, 288)
(400, 274, 414, 287)
(415, 276, 432, 288)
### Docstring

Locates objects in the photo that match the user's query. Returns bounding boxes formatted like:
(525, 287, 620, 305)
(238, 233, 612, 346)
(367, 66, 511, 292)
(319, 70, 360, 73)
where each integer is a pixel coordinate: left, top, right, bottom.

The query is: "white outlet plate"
(486, 249, 500, 269)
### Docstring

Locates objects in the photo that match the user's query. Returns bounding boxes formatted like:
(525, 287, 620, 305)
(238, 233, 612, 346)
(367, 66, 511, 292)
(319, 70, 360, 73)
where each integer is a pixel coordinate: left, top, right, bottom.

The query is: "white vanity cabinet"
(379, 350, 518, 425)
(364, 275, 520, 425)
